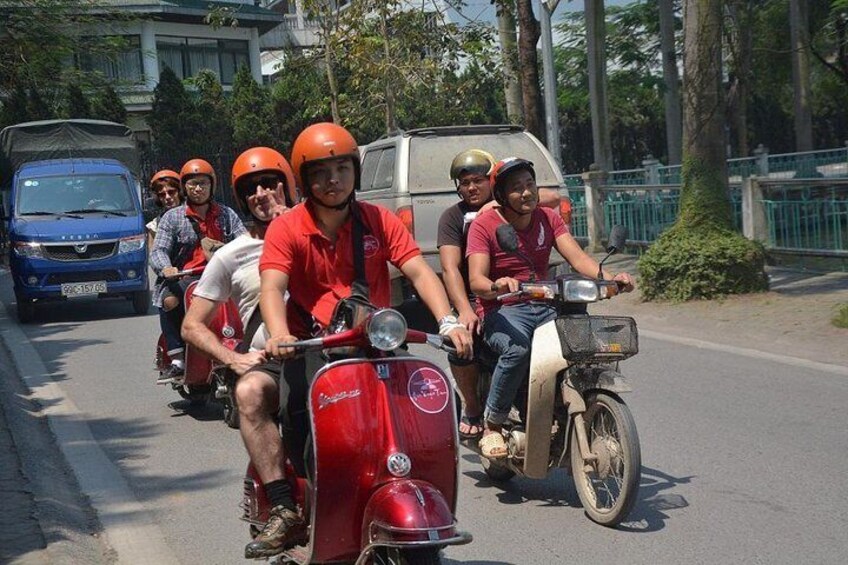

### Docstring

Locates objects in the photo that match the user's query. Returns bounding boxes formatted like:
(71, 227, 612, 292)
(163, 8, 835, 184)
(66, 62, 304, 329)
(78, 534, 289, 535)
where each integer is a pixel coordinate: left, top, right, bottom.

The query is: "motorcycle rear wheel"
(570, 391, 640, 527)
(372, 547, 441, 565)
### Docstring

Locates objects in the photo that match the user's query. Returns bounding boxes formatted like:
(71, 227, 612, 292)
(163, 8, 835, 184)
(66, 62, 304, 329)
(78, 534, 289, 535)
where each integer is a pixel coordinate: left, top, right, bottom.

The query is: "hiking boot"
(244, 505, 307, 559)
(156, 364, 184, 385)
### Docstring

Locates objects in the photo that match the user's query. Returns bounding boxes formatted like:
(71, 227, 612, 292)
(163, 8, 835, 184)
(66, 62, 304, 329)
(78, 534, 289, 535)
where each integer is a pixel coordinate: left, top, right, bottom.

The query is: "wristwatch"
(438, 314, 459, 327)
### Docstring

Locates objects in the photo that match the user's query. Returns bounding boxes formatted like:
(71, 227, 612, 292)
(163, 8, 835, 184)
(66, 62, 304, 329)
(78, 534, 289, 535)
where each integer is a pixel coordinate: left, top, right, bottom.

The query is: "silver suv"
(358, 124, 570, 304)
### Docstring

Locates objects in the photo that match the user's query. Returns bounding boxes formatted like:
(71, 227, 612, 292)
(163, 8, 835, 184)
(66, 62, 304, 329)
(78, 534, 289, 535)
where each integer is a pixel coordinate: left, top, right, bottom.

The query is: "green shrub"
(638, 225, 769, 301)
(833, 303, 848, 329)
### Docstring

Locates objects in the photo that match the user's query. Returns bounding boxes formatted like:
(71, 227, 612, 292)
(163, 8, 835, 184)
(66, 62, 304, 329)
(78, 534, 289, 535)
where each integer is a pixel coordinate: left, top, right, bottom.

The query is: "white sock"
(171, 359, 184, 369)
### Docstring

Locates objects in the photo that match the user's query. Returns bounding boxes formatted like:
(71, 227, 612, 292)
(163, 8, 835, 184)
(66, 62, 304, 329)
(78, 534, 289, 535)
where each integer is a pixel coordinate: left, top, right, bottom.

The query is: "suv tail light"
(559, 197, 573, 227)
(396, 205, 415, 235)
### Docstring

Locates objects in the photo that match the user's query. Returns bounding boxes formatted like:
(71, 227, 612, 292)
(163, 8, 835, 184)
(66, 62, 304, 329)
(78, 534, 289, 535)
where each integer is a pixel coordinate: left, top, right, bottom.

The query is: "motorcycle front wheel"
(372, 547, 441, 565)
(570, 391, 641, 527)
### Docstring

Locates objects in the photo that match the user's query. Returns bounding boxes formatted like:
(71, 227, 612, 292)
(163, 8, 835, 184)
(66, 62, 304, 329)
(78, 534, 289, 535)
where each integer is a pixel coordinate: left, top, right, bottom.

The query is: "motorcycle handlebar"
(163, 267, 204, 280)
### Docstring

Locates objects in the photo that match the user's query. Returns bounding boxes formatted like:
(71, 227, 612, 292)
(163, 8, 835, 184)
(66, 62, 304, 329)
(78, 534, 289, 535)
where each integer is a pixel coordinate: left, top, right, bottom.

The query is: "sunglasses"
(185, 179, 212, 189)
(156, 188, 180, 197)
(246, 174, 284, 189)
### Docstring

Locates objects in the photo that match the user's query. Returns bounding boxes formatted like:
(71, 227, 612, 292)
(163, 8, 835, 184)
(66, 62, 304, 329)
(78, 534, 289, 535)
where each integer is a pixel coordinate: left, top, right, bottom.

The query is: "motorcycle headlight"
(13, 241, 44, 258)
(366, 309, 408, 351)
(560, 279, 600, 302)
(118, 234, 145, 254)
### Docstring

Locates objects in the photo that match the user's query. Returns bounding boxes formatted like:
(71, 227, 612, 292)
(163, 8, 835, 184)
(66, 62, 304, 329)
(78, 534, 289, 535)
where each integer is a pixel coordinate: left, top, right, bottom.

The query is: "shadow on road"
(617, 465, 692, 533)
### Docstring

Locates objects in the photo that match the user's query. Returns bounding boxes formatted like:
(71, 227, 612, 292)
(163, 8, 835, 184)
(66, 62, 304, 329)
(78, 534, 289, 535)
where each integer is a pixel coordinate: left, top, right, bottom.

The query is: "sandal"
(479, 431, 508, 460)
(458, 413, 484, 440)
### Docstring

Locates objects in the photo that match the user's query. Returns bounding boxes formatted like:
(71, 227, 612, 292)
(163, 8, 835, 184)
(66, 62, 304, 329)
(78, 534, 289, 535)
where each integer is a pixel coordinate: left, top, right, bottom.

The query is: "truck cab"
(8, 158, 149, 322)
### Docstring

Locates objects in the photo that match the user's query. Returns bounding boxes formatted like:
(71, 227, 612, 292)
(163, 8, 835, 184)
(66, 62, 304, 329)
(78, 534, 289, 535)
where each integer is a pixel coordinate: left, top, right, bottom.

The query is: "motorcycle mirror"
(496, 224, 520, 253)
(607, 225, 627, 254)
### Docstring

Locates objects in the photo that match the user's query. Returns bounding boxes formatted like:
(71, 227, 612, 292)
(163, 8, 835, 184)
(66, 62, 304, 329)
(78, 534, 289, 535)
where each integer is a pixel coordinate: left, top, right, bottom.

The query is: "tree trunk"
(680, 0, 731, 229)
(379, 11, 397, 133)
(658, 0, 682, 165)
(323, 46, 341, 124)
(515, 0, 544, 142)
(789, 0, 813, 152)
(497, 2, 523, 124)
(586, 0, 613, 170)
(726, 1, 753, 158)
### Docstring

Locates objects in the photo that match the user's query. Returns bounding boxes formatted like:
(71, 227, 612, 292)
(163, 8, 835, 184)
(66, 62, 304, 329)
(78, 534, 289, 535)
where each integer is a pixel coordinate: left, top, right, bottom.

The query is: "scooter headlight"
(560, 279, 600, 302)
(366, 308, 407, 351)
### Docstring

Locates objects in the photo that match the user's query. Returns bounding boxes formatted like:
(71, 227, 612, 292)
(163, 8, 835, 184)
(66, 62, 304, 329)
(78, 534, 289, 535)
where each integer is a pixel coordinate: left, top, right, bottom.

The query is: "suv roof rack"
(405, 124, 524, 137)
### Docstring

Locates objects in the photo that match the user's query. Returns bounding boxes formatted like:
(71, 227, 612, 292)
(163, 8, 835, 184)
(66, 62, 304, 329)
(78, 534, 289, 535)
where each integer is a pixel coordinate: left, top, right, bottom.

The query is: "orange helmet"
(290, 122, 360, 195)
(180, 158, 217, 190)
(231, 147, 297, 215)
(149, 169, 180, 193)
(489, 157, 535, 206)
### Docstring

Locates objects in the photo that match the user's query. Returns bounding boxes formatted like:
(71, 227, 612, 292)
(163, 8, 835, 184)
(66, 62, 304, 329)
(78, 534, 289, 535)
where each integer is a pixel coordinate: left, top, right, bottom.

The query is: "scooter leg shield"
(361, 480, 468, 547)
(524, 320, 569, 479)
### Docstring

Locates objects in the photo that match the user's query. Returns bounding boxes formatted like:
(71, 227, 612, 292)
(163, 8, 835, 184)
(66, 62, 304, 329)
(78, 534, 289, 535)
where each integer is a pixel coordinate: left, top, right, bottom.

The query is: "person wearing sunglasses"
(182, 147, 299, 557)
(150, 158, 246, 384)
(146, 169, 183, 249)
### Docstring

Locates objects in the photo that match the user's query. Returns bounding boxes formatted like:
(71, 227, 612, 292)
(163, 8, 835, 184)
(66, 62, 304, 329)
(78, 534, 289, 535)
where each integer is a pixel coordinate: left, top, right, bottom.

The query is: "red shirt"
(465, 207, 567, 315)
(183, 202, 224, 271)
(260, 201, 421, 337)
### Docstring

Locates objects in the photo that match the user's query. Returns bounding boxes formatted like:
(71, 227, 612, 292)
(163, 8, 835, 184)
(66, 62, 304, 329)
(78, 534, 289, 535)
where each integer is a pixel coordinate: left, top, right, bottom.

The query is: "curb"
(0, 269, 180, 565)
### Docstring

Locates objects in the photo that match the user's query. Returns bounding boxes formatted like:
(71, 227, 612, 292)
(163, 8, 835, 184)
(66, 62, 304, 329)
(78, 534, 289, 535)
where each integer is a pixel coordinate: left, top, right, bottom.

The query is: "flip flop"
(458, 413, 484, 440)
(479, 431, 508, 460)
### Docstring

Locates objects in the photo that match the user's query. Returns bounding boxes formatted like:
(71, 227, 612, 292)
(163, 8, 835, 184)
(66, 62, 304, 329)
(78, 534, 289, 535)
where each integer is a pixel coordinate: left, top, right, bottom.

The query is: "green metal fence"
(568, 186, 743, 244)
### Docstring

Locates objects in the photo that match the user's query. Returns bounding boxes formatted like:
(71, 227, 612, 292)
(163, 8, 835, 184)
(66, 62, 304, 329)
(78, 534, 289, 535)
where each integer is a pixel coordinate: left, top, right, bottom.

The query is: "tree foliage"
(231, 64, 274, 151)
(64, 83, 91, 119)
(147, 67, 195, 168)
(91, 84, 128, 124)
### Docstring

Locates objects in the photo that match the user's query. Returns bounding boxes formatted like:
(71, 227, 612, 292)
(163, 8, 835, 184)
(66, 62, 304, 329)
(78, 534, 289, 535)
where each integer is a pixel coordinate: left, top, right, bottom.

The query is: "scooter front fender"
(361, 480, 471, 548)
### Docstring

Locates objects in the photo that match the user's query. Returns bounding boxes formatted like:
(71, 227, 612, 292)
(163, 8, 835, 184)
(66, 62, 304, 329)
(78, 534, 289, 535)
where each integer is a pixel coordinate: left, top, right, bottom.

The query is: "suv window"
(361, 146, 396, 191)
(407, 132, 560, 194)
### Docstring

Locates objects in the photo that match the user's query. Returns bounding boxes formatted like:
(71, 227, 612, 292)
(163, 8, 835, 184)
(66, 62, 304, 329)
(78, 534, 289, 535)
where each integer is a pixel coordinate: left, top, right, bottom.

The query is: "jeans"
(158, 276, 196, 355)
(483, 302, 556, 425)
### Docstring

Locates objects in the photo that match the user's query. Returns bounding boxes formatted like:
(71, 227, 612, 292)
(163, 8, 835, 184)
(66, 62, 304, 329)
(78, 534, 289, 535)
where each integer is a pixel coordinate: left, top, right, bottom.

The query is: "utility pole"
(540, 0, 562, 169)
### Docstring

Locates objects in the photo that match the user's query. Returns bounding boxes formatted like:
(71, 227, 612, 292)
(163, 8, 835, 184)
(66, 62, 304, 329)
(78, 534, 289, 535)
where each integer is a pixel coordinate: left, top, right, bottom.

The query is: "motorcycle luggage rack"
(554, 315, 638, 363)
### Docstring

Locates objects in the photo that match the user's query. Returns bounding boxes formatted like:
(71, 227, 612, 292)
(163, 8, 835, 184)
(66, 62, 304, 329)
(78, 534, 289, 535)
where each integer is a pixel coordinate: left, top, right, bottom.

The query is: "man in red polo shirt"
(253, 123, 472, 557)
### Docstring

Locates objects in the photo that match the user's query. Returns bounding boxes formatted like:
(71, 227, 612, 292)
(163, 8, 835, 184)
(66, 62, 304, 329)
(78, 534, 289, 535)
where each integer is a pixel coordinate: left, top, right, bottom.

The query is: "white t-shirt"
(192, 234, 268, 351)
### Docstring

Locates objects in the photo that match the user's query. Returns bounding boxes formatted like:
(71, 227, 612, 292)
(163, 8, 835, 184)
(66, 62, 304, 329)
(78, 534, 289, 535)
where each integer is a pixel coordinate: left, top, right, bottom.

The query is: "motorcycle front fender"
(568, 366, 632, 395)
(361, 480, 468, 548)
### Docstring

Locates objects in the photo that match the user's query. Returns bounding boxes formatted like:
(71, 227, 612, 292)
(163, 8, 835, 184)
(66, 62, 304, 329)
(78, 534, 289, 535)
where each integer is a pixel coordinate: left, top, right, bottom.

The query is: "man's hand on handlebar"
(442, 325, 474, 360)
(612, 272, 635, 293)
(265, 334, 299, 359)
(491, 277, 520, 295)
(229, 350, 267, 377)
(162, 266, 180, 278)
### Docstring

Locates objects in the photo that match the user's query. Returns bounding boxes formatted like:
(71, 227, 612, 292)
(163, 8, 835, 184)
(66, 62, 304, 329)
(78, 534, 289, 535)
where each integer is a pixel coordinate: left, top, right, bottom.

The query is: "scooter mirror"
(496, 224, 520, 253)
(607, 225, 627, 254)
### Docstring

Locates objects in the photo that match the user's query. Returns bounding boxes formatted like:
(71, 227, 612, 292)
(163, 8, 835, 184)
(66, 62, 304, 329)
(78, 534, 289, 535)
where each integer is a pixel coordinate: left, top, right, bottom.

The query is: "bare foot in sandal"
(479, 430, 508, 459)
(459, 412, 484, 440)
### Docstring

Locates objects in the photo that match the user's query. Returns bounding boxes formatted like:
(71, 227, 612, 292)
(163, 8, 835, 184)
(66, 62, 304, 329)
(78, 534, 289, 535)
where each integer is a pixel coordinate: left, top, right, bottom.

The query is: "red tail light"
(396, 205, 415, 235)
(559, 197, 573, 226)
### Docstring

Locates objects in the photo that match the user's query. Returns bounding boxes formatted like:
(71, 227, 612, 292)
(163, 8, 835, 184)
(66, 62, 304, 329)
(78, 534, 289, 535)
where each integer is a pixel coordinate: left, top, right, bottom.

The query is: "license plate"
(61, 281, 107, 297)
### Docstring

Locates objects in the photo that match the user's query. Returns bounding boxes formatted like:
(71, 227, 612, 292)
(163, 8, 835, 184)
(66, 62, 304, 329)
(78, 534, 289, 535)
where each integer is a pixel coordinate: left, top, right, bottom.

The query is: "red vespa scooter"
(154, 267, 242, 427)
(240, 307, 472, 564)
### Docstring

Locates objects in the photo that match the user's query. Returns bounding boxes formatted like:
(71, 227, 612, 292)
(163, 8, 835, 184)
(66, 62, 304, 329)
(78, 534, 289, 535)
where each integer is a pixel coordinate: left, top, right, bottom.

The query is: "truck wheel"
(132, 290, 150, 315)
(17, 299, 35, 324)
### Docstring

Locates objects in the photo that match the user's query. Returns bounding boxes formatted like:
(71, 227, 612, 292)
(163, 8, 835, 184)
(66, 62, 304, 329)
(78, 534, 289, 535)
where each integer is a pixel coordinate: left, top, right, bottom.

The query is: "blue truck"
(0, 120, 149, 323)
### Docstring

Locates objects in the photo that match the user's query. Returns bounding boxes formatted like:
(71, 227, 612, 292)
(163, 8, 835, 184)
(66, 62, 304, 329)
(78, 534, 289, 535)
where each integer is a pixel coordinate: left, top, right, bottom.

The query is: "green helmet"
(449, 149, 496, 185)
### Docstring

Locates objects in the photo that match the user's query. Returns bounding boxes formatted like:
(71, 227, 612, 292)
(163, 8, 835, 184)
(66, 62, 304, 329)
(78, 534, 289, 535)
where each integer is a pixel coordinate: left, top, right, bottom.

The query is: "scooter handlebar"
(163, 267, 204, 280)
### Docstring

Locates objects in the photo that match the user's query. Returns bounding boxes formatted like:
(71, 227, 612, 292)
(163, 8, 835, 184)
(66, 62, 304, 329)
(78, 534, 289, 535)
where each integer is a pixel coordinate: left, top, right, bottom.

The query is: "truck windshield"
(16, 174, 136, 216)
